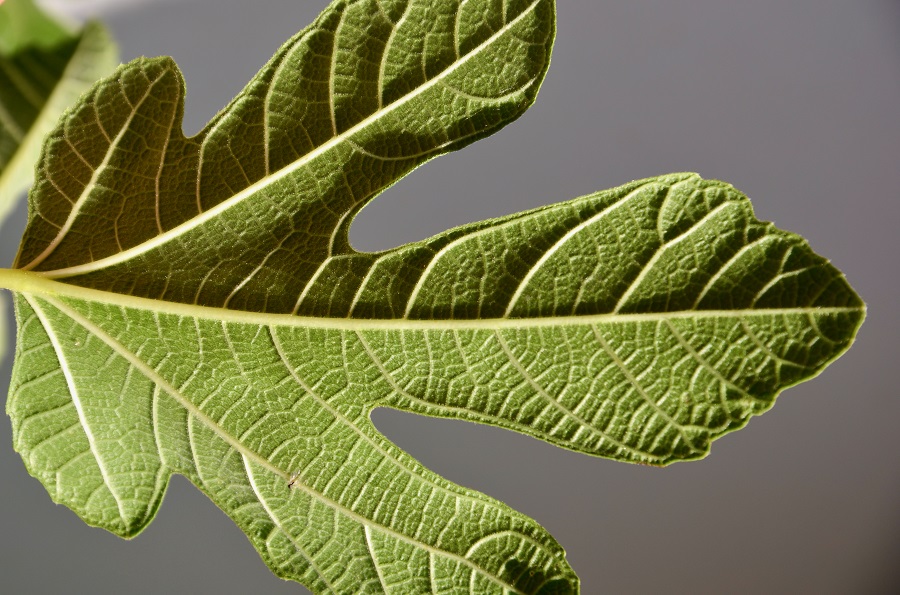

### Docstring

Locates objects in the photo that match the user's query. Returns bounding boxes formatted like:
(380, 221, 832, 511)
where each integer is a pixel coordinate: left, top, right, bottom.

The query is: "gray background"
(2, 0, 898, 593)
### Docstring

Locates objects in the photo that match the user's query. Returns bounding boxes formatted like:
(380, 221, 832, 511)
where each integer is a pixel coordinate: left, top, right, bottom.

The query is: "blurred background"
(2, 1, 898, 593)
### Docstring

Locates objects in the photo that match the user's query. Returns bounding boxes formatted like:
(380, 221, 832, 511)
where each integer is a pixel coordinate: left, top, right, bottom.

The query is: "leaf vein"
(242, 454, 337, 594)
(27, 296, 128, 523)
(493, 329, 660, 461)
(505, 181, 654, 317)
(613, 199, 737, 314)
(22, 72, 169, 271)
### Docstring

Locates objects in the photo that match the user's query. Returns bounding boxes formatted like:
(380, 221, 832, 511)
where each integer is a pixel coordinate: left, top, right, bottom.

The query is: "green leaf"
(1, 0, 863, 593)
(0, 0, 70, 55)
(0, 0, 118, 228)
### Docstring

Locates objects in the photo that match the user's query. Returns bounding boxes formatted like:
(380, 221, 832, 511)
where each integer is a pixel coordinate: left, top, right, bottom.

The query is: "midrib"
(0, 268, 863, 332)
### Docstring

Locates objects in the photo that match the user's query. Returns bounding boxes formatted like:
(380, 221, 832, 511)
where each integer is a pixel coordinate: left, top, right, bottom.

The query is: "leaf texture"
(2, 0, 863, 593)
(0, 0, 117, 225)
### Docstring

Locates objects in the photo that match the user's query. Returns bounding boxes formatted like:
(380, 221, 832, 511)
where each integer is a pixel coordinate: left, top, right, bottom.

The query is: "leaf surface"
(1, 0, 863, 593)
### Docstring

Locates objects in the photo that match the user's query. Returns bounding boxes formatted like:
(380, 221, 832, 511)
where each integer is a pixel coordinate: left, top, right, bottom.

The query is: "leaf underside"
(4, 0, 863, 593)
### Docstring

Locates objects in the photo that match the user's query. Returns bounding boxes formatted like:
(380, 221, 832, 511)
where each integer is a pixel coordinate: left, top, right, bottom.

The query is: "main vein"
(0, 268, 862, 332)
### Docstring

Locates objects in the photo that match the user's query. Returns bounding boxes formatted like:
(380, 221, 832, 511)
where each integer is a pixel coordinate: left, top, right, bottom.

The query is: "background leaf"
(0, 0, 70, 55)
(0, 0, 118, 230)
(1, 1, 892, 586)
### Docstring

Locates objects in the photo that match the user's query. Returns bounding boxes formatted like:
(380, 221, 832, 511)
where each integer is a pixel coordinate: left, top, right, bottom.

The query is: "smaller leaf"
(0, 0, 69, 55)
(0, 0, 118, 227)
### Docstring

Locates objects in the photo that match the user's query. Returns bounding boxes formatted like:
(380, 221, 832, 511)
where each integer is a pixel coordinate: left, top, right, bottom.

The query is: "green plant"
(0, 0, 864, 593)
